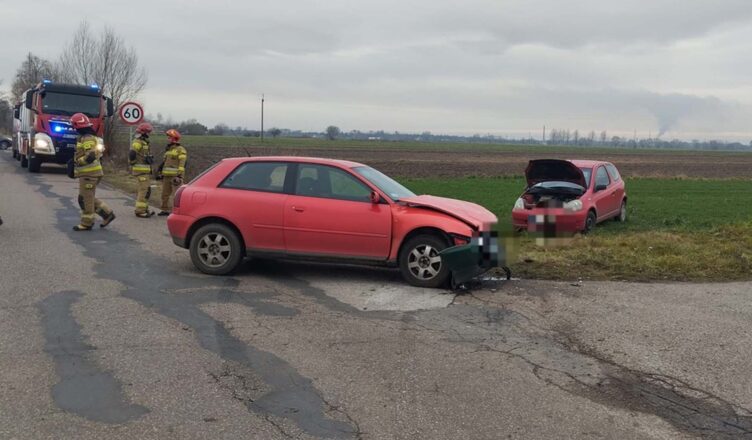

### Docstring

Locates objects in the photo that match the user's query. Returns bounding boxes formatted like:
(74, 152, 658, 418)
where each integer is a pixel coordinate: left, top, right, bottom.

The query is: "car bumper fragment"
(440, 231, 506, 288)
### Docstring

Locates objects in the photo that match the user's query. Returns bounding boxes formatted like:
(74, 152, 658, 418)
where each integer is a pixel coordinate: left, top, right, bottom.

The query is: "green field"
(401, 177, 752, 233)
(400, 176, 752, 281)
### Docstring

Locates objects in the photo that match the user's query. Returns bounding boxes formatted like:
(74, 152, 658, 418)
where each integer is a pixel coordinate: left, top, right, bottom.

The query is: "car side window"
(296, 164, 372, 202)
(220, 162, 288, 193)
(606, 164, 621, 182)
(595, 166, 610, 188)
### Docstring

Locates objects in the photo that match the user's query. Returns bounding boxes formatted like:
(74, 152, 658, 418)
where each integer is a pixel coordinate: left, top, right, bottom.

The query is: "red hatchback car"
(511, 159, 627, 234)
(167, 157, 498, 287)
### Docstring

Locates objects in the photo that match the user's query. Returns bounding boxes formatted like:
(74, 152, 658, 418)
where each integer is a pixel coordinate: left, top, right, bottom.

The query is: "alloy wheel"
(407, 244, 442, 280)
(197, 232, 232, 268)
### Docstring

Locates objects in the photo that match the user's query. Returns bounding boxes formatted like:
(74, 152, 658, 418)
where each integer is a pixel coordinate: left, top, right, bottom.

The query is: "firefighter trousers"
(78, 177, 112, 227)
(134, 175, 152, 214)
(160, 178, 175, 211)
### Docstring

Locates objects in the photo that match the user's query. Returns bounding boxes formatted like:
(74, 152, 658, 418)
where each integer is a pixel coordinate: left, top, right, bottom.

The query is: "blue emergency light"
(42, 79, 52, 84)
(50, 122, 71, 134)
(90, 83, 100, 89)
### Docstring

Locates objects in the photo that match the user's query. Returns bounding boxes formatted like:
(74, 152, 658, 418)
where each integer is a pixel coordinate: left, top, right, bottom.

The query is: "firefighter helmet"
(135, 122, 153, 134)
(71, 113, 93, 129)
(166, 129, 181, 143)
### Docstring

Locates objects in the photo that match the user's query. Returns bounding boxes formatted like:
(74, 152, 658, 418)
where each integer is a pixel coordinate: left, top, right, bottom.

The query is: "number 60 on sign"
(119, 102, 144, 125)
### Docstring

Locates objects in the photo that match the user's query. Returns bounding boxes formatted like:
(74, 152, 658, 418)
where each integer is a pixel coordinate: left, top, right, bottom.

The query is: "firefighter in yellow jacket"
(70, 113, 116, 231)
(129, 122, 156, 217)
(157, 129, 187, 215)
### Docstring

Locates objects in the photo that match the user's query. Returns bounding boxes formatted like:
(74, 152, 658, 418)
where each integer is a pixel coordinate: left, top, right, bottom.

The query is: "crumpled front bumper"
(440, 231, 507, 288)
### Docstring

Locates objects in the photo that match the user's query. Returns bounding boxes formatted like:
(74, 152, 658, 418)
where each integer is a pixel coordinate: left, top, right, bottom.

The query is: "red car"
(167, 157, 498, 287)
(511, 159, 627, 234)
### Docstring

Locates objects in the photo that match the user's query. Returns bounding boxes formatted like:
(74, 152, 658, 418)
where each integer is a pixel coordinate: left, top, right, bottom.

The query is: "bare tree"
(11, 53, 54, 101)
(56, 21, 148, 155)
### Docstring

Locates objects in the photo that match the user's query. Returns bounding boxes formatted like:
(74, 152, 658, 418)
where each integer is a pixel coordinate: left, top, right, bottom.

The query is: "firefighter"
(129, 122, 155, 217)
(70, 113, 115, 231)
(157, 129, 187, 215)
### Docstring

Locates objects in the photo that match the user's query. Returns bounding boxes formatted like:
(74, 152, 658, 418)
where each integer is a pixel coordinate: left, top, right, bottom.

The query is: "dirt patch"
(181, 145, 752, 179)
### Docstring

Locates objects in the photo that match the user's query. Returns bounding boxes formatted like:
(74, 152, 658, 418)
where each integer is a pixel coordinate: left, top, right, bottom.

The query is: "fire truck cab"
(15, 81, 113, 172)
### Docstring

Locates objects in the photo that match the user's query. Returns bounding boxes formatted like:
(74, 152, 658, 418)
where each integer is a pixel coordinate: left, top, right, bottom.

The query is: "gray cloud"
(2, 0, 752, 140)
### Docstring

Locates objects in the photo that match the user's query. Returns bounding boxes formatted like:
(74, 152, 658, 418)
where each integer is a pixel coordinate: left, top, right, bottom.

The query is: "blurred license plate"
(528, 214, 556, 232)
(66, 144, 76, 149)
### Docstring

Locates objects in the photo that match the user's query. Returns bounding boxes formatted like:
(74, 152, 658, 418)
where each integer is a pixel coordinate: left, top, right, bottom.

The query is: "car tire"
(20, 154, 28, 168)
(399, 234, 451, 288)
(0, 140, 9, 150)
(615, 200, 627, 222)
(189, 223, 243, 275)
(28, 155, 41, 173)
(583, 210, 597, 234)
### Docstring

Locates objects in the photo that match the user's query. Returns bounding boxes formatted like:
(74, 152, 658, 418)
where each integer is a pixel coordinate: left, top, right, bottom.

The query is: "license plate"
(66, 144, 76, 149)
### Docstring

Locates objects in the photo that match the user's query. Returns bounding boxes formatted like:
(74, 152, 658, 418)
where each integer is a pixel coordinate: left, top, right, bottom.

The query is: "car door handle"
(292, 206, 305, 212)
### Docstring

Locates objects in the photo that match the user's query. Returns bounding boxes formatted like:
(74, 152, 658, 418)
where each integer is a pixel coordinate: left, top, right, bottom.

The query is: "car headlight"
(33, 133, 54, 153)
(563, 199, 583, 212)
(513, 197, 525, 210)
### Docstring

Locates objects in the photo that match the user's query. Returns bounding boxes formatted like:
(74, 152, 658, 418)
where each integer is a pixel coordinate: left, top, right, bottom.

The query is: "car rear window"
(220, 162, 288, 193)
(606, 164, 621, 182)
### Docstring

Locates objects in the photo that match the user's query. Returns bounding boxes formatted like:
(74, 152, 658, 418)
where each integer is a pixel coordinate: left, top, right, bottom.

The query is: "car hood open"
(399, 195, 497, 230)
(525, 159, 587, 188)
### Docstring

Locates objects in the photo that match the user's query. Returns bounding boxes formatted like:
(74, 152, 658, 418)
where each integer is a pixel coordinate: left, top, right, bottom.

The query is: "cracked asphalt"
(1, 150, 752, 439)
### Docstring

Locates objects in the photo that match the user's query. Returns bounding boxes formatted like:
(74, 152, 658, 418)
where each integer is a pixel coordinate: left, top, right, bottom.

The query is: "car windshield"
(41, 92, 101, 117)
(353, 166, 415, 201)
(579, 167, 592, 187)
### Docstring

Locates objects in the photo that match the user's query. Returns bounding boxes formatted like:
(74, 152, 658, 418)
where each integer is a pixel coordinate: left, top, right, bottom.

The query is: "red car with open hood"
(167, 157, 498, 287)
(511, 159, 628, 234)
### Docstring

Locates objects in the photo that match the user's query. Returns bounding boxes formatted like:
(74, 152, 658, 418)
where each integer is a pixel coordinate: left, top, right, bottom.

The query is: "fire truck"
(13, 81, 113, 172)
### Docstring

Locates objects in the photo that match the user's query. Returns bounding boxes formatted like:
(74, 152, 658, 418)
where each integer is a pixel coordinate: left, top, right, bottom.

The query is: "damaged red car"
(168, 157, 498, 287)
(511, 159, 627, 234)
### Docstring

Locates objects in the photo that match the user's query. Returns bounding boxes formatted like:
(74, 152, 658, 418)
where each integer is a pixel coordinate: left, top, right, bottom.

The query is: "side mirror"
(24, 93, 34, 110)
(370, 191, 381, 204)
(106, 98, 114, 117)
(13, 104, 20, 119)
(595, 183, 608, 192)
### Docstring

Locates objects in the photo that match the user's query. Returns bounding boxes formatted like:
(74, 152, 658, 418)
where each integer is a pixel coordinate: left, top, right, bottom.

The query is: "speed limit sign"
(119, 102, 144, 125)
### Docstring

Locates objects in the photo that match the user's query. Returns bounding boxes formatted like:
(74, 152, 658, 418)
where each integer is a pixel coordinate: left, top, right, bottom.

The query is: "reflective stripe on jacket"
(163, 144, 187, 177)
(74, 134, 104, 177)
(130, 138, 152, 175)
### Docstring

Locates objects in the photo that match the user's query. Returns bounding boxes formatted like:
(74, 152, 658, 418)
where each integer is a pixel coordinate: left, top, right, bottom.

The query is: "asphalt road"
(1, 151, 751, 439)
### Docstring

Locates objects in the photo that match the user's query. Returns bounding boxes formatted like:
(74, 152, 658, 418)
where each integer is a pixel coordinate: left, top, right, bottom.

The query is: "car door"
(592, 165, 615, 219)
(606, 164, 625, 210)
(284, 163, 392, 259)
(216, 161, 290, 251)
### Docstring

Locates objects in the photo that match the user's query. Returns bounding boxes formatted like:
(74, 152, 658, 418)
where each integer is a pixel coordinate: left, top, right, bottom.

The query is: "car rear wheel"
(0, 140, 10, 150)
(399, 234, 451, 288)
(583, 210, 597, 234)
(189, 223, 243, 275)
(615, 200, 627, 222)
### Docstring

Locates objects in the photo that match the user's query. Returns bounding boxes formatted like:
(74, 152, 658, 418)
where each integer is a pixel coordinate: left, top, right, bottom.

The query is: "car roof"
(568, 159, 612, 168)
(219, 156, 367, 169)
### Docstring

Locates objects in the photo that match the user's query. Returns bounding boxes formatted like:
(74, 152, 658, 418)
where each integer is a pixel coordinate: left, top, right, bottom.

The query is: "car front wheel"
(399, 234, 451, 288)
(189, 223, 243, 275)
(583, 210, 597, 234)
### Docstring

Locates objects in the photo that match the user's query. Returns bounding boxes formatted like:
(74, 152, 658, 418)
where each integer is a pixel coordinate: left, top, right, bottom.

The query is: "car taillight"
(174, 186, 185, 208)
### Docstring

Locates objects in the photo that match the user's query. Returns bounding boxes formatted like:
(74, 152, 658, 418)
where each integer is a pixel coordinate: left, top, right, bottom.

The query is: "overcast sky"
(2, 0, 752, 140)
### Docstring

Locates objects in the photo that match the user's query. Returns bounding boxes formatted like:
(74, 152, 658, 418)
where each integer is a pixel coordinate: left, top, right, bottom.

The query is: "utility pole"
(542, 125, 546, 144)
(260, 94, 265, 142)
